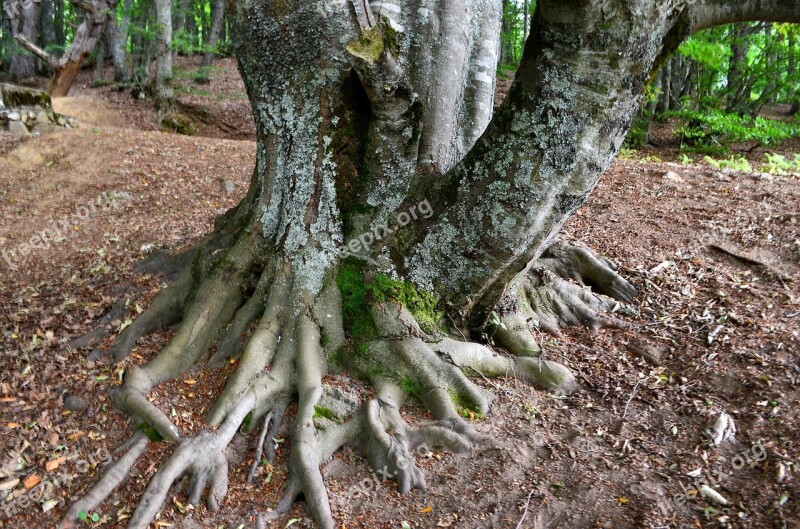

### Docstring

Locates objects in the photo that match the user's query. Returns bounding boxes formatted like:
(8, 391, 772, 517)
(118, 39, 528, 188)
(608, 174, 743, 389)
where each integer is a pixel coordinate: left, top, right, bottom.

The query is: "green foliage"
(624, 118, 649, 148)
(669, 109, 800, 149)
(703, 154, 752, 172)
(762, 152, 800, 174)
(498, 0, 536, 72)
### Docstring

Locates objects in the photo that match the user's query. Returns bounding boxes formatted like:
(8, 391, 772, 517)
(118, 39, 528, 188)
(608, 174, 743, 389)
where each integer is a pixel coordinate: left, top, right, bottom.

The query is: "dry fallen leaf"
(46, 457, 66, 471)
(23, 474, 42, 489)
(420, 506, 433, 513)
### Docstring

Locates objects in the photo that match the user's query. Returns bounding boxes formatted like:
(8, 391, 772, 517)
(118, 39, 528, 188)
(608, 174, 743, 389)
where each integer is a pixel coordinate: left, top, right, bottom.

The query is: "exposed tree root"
(66, 235, 592, 529)
(493, 240, 637, 347)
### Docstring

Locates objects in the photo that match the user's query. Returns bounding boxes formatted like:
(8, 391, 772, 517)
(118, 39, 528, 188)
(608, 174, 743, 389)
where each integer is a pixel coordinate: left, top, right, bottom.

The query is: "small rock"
(663, 170, 683, 183)
(67, 117, 78, 128)
(7, 120, 29, 135)
(63, 395, 87, 412)
(36, 110, 49, 123)
(7, 111, 21, 121)
(221, 179, 236, 193)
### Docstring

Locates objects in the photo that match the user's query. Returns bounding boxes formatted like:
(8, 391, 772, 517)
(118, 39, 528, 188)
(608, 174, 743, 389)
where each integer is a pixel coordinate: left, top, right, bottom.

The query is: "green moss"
(371, 274, 443, 335)
(398, 375, 420, 396)
(448, 388, 483, 420)
(346, 26, 385, 64)
(138, 422, 164, 442)
(380, 18, 400, 57)
(313, 406, 339, 423)
(336, 259, 378, 341)
(241, 411, 253, 431)
(159, 112, 196, 136)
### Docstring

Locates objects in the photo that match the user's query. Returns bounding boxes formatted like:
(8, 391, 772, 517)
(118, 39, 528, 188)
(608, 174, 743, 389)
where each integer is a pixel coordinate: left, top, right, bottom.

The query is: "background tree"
(27, 2, 797, 529)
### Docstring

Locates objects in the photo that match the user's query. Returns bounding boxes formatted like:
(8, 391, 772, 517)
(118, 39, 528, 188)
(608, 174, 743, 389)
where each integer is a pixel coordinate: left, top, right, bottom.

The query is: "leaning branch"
(13, 35, 60, 68)
(69, 0, 96, 13)
(688, 0, 800, 33)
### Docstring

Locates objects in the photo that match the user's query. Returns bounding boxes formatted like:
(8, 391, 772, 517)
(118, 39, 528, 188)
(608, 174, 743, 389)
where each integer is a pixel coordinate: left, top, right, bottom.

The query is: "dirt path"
(0, 62, 798, 529)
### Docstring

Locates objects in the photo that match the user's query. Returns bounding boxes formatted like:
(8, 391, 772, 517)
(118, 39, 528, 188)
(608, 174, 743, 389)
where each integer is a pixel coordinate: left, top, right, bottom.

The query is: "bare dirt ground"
(0, 60, 798, 529)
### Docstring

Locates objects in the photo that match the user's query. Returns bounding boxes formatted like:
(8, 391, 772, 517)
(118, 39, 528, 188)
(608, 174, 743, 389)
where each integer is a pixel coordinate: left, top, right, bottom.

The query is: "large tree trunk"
(61, 2, 800, 529)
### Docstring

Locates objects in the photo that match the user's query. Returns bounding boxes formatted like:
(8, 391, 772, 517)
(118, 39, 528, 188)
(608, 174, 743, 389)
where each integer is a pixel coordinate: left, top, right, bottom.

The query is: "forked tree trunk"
(13, 0, 119, 96)
(61, 2, 800, 529)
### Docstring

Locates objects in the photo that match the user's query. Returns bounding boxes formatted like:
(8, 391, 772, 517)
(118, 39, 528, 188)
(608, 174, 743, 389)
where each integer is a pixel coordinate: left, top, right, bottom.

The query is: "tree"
(12, 0, 119, 96)
(60, 2, 800, 529)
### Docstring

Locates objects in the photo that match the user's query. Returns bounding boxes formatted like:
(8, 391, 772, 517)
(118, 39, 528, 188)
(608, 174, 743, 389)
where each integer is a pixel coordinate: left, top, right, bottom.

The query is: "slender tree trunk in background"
(200, 0, 225, 68)
(40, 0, 55, 57)
(111, 0, 131, 82)
(184, 0, 197, 48)
(522, 0, 529, 45)
(220, 14, 228, 48)
(54, 0, 65, 48)
(9, 4, 41, 80)
(153, 0, 173, 119)
(669, 53, 684, 109)
(643, 67, 662, 144)
(94, 24, 107, 83)
(789, 33, 800, 114)
(498, 0, 510, 69)
(656, 57, 671, 113)
(727, 24, 752, 113)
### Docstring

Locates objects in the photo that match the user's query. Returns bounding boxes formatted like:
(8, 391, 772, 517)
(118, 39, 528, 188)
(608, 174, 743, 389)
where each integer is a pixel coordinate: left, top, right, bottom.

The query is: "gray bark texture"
(62, 2, 800, 529)
(153, 0, 172, 116)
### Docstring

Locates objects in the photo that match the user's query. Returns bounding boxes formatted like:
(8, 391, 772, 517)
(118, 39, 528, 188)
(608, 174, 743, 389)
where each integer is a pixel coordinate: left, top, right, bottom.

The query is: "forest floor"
(0, 59, 799, 529)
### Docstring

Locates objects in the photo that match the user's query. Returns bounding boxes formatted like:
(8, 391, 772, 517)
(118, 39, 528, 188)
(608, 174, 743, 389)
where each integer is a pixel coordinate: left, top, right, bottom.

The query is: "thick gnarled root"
(539, 239, 638, 303)
(65, 242, 596, 529)
(495, 239, 637, 339)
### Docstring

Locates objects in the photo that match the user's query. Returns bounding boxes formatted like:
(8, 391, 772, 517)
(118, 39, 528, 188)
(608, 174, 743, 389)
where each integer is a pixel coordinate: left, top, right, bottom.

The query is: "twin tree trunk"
(232, 0, 679, 328)
(62, 2, 800, 529)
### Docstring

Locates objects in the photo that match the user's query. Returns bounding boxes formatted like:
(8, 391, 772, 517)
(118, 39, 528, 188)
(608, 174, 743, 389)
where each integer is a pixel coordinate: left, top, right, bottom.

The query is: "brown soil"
(0, 59, 798, 529)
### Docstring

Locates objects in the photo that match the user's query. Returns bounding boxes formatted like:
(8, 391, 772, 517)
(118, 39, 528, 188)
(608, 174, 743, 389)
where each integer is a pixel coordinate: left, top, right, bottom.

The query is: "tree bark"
(200, 0, 225, 68)
(153, 0, 172, 117)
(111, 0, 131, 83)
(39, 0, 55, 56)
(9, 2, 41, 80)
